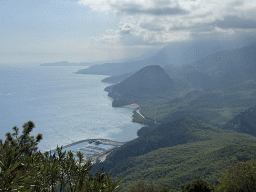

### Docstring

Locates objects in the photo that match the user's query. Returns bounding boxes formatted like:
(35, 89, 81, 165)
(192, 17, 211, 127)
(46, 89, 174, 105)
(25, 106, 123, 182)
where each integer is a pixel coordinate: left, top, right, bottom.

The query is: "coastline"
(46, 77, 145, 163)
(124, 103, 140, 109)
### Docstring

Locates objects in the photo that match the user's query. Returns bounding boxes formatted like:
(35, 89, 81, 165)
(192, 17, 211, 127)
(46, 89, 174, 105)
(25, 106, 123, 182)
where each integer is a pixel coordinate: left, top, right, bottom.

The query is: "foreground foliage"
(127, 181, 174, 192)
(217, 159, 256, 192)
(0, 121, 121, 192)
(1, 121, 256, 192)
(180, 179, 215, 192)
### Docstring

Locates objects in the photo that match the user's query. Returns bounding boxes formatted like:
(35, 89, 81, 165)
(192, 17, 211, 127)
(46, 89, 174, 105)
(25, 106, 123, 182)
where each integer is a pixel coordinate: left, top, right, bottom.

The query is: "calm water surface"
(0, 64, 141, 151)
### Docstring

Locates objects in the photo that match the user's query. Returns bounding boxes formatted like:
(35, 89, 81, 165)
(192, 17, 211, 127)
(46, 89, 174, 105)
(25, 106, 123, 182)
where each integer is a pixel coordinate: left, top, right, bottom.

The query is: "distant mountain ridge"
(40, 50, 160, 67)
(40, 61, 100, 66)
(77, 40, 252, 76)
(161, 43, 256, 91)
(192, 43, 256, 78)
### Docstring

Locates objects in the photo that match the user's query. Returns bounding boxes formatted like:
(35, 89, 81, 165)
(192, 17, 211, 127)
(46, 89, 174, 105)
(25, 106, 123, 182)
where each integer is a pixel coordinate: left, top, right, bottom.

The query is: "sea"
(0, 64, 142, 152)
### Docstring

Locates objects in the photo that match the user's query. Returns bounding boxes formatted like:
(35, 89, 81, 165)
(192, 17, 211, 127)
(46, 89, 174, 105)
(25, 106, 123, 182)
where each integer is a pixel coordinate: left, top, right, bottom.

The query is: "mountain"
(76, 54, 169, 76)
(164, 64, 197, 79)
(101, 72, 134, 84)
(40, 61, 101, 66)
(105, 65, 175, 107)
(92, 118, 256, 191)
(192, 43, 256, 78)
(103, 118, 220, 164)
(40, 49, 161, 67)
(223, 105, 256, 136)
(164, 64, 214, 90)
(162, 44, 256, 91)
(78, 40, 252, 76)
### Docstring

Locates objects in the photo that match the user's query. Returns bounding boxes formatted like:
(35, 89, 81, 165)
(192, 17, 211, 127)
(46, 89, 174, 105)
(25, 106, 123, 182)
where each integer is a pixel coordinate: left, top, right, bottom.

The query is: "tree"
(127, 181, 174, 192)
(180, 179, 215, 192)
(3, 121, 43, 159)
(0, 121, 43, 191)
(0, 121, 122, 192)
(217, 159, 256, 192)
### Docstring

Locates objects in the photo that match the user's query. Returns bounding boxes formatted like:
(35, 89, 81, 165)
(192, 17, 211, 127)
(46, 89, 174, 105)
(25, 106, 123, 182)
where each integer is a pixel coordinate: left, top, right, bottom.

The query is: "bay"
(0, 64, 141, 152)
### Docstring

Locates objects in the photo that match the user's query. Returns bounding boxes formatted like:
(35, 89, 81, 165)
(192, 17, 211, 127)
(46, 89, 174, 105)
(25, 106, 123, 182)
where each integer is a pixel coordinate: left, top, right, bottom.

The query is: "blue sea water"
(0, 64, 141, 152)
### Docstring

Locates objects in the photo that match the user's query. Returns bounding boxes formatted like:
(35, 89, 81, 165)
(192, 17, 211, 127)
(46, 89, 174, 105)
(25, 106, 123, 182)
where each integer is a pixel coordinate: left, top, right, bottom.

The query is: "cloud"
(119, 24, 133, 34)
(110, 3, 189, 16)
(214, 16, 256, 29)
(78, 0, 189, 15)
(79, 0, 256, 46)
(140, 22, 166, 31)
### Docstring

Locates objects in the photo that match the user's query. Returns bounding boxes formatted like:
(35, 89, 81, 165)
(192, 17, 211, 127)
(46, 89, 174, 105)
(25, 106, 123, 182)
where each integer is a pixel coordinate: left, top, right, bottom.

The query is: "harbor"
(49, 139, 126, 163)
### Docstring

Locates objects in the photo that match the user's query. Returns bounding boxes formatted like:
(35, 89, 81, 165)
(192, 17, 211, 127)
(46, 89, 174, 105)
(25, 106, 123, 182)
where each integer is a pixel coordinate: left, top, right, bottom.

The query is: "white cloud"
(79, 0, 256, 46)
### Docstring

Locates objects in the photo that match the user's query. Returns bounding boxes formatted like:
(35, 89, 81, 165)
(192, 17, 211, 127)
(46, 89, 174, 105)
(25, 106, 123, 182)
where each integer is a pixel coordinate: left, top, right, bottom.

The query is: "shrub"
(0, 121, 122, 192)
(180, 179, 215, 192)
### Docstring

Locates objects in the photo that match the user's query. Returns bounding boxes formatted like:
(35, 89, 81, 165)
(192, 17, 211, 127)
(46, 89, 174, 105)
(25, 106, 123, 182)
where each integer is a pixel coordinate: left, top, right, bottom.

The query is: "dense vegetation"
(92, 118, 256, 191)
(2, 121, 256, 192)
(105, 65, 175, 107)
(0, 122, 121, 192)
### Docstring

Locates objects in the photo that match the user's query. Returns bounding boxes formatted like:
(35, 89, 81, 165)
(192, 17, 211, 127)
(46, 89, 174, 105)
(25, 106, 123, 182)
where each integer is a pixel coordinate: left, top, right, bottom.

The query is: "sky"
(0, 0, 256, 63)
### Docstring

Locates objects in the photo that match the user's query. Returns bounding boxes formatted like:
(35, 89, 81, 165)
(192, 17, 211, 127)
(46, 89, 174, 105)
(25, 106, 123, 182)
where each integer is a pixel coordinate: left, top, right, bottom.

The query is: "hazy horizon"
(1, 0, 256, 64)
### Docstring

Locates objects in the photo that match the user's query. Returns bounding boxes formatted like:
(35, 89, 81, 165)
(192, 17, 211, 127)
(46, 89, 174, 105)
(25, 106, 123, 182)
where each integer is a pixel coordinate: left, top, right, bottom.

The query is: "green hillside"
(132, 87, 255, 126)
(117, 135, 256, 191)
(105, 65, 175, 107)
(104, 118, 224, 164)
(90, 43, 256, 191)
(223, 105, 256, 136)
(92, 118, 256, 191)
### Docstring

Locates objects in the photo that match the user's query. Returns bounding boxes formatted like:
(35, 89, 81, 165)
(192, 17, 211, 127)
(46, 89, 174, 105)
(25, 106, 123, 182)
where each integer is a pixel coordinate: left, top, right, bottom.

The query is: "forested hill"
(101, 118, 223, 164)
(92, 117, 256, 191)
(223, 105, 256, 136)
(105, 65, 175, 107)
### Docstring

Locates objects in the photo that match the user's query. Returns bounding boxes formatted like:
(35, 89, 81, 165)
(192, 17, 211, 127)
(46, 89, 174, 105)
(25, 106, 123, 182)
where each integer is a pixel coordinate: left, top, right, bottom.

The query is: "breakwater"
(48, 139, 126, 152)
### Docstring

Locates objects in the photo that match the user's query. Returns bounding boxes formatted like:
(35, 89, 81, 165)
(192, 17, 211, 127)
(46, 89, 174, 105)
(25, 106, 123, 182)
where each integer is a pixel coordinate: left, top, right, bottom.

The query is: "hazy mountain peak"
(105, 65, 175, 107)
(111, 65, 174, 95)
